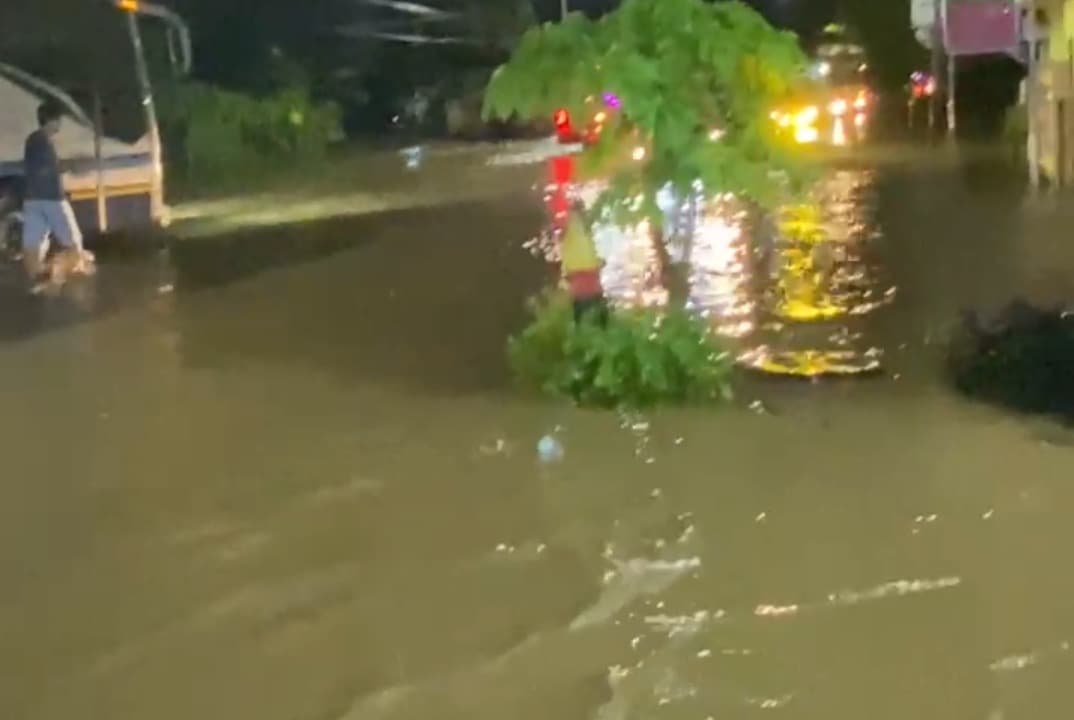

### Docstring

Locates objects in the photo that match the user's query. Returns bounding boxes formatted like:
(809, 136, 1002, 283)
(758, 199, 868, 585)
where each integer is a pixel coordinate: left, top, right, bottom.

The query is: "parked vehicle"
(771, 25, 875, 147)
(0, 66, 157, 244)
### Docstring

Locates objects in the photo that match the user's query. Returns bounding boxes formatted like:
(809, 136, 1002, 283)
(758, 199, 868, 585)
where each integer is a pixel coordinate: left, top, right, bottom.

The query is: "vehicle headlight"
(795, 106, 819, 125)
(828, 99, 848, 116)
(794, 125, 820, 144)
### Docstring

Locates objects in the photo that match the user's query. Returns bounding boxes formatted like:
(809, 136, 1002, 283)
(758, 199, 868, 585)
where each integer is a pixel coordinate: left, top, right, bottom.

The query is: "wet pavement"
(2, 143, 1074, 720)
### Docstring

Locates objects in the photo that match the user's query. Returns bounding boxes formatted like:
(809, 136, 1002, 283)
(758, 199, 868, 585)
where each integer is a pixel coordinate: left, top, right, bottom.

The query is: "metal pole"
(947, 54, 957, 137)
(561, 0, 568, 20)
(93, 89, 109, 233)
(1026, 27, 1042, 187)
(929, 0, 943, 134)
(126, 11, 165, 222)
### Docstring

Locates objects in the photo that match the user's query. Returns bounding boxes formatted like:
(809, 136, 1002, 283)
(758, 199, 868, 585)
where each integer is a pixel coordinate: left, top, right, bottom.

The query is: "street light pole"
(1026, 2, 1042, 187)
(929, 3, 941, 133)
(947, 53, 957, 137)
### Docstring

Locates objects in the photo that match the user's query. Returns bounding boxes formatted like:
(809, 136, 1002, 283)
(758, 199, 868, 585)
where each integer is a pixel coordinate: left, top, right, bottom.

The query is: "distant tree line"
(0, 0, 537, 137)
(0, 0, 926, 138)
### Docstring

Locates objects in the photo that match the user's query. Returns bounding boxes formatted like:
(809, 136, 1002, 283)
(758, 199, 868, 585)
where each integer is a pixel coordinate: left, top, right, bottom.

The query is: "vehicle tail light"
(554, 108, 572, 139)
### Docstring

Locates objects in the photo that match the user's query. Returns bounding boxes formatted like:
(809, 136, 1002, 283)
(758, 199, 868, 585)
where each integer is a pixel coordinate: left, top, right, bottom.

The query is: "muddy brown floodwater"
(0, 144, 1073, 720)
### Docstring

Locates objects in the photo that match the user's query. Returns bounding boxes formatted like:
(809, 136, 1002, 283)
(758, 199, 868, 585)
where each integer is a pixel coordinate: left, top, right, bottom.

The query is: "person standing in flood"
(561, 200, 606, 323)
(22, 101, 93, 291)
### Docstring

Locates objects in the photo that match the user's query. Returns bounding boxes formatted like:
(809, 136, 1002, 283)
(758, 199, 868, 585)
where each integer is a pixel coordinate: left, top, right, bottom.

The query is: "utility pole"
(937, 0, 957, 138)
(1026, 4, 1042, 188)
(561, 0, 569, 21)
(947, 54, 957, 137)
(929, 0, 942, 134)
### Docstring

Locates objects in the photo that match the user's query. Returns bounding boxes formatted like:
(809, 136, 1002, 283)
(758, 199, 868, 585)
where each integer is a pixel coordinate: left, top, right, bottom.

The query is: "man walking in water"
(22, 101, 93, 291)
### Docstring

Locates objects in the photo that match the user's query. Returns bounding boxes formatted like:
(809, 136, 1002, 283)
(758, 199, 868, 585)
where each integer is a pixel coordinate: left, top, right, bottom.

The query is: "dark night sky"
(0, 0, 923, 110)
(533, 0, 838, 35)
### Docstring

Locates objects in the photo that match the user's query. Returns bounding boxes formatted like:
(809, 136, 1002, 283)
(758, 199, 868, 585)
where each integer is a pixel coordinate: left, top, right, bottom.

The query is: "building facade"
(1031, 0, 1074, 184)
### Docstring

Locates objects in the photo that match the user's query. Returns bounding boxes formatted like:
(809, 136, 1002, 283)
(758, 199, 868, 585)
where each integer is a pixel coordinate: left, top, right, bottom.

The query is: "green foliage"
(484, 0, 812, 215)
(158, 81, 342, 187)
(948, 303, 1074, 421)
(509, 290, 734, 408)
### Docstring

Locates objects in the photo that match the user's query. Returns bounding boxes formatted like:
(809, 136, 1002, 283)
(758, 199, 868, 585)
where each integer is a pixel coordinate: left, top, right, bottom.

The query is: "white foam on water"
(747, 576, 962, 626)
(990, 640, 1071, 674)
(755, 604, 800, 618)
(827, 576, 962, 607)
(571, 557, 702, 631)
(746, 694, 795, 710)
(643, 609, 722, 638)
(486, 137, 576, 166)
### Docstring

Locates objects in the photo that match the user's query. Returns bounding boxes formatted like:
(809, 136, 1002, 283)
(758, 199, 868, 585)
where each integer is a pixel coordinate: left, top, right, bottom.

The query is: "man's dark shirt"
(23, 129, 64, 201)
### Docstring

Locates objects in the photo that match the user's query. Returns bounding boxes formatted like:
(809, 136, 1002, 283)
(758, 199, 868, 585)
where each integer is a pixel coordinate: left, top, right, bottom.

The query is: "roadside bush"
(948, 301, 1074, 421)
(158, 81, 342, 186)
(509, 290, 734, 408)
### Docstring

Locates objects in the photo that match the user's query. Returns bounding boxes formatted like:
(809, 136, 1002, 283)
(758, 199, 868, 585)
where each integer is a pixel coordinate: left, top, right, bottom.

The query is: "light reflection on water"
(544, 168, 894, 376)
(686, 194, 755, 338)
(593, 218, 667, 309)
(744, 169, 893, 376)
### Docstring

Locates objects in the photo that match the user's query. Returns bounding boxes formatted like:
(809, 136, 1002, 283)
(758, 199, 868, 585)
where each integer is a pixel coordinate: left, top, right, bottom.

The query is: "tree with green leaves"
(484, 0, 811, 215)
(485, 0, 817, 408)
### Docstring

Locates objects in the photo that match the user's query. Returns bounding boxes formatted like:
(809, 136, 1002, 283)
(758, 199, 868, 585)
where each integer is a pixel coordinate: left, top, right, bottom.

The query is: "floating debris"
(536, 435, 564, 463)
(748, 399, 770, 414)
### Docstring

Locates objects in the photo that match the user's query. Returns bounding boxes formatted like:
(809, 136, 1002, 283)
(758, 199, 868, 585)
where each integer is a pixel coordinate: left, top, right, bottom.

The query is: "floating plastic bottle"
(537, 435, 564, 463)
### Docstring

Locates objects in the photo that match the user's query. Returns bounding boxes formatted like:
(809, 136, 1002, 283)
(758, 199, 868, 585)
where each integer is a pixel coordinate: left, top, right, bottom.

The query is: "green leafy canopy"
(484, 0, 813, 211)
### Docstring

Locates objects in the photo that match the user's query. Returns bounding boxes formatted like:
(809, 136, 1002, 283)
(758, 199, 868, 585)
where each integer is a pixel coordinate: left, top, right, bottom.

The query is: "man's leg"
(20, 201, 50, 283)
(48, 200, 83, 250)
(46, 200, 92, 278)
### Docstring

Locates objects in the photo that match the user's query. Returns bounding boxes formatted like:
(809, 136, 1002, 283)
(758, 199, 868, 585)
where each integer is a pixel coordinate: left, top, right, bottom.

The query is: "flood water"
(2, 144, 1074, 720)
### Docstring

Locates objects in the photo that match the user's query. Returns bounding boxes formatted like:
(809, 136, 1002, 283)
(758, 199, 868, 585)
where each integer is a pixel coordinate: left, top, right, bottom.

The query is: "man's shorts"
(22, 199, 83, 253)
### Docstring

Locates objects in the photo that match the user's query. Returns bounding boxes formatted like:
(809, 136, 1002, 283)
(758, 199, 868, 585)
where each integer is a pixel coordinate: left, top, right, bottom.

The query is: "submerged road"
(1, 143, 1073, 720)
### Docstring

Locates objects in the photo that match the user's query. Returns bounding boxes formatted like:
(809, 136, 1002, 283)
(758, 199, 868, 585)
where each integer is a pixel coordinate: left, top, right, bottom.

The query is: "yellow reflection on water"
(545, 169, 893, 378)
(745, 169, 892, 377)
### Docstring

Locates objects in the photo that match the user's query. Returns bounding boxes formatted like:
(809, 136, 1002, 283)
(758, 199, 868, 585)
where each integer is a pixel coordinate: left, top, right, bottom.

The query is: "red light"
(551, 155, 574, 184)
